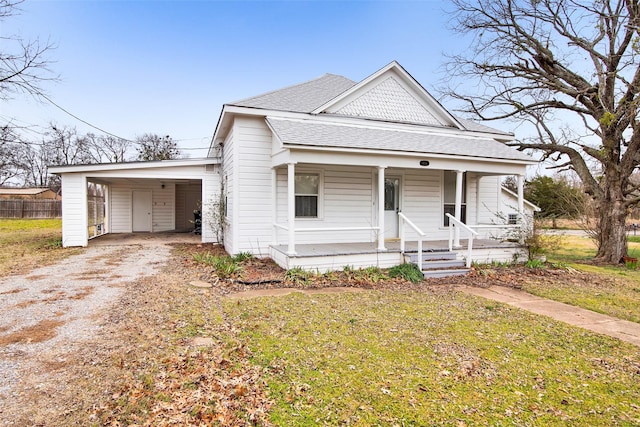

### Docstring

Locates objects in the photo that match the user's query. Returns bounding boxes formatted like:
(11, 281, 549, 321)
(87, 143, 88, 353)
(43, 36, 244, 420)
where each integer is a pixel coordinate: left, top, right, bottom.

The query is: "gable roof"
(221, 62, 512, 138)
(229, 74, 356, 113)
(313, 61, 463, 129)
(266, 117, 531, 162)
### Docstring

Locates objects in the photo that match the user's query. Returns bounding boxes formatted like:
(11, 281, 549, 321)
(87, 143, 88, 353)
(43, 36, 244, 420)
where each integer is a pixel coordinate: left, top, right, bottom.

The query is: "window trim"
(294, 170, 323, 220)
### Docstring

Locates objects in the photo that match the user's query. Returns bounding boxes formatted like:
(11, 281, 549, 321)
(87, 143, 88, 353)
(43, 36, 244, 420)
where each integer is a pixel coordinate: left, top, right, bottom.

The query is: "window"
(443, 171, 466, 226)
(295, 173, 319, 218)
(508, 213, 518, 225)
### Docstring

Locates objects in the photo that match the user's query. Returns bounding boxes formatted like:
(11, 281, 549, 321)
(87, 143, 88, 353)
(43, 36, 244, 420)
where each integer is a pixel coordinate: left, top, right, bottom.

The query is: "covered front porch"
(268, 154, 529, 272)
(270, 238, 526, 273)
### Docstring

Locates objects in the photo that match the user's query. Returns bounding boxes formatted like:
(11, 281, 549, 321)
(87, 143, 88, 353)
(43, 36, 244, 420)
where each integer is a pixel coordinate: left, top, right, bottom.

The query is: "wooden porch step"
(404, 250, 471, 278)
(405, 251, 458, 263)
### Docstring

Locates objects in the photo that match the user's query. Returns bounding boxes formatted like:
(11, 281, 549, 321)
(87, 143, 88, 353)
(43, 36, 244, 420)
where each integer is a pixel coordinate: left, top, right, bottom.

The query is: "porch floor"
(271, 239, 521, 258)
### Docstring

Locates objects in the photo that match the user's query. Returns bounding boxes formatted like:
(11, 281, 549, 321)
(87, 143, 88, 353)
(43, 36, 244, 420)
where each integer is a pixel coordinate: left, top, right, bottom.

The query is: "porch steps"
(404, 251, 470, 279)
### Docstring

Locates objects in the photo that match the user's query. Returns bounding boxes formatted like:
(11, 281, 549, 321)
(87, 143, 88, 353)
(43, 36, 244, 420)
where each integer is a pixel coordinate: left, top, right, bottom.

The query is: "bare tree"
(444, 0, 640, 263)
(14, 140, 56, 188)
(12, 124, 95, 190)
(47, 124, 93, 166)
(85, 133, 133, 163)
(0, 0, 56, 99)
(135, 133, 181, 161)
(0, 125, 21, 185)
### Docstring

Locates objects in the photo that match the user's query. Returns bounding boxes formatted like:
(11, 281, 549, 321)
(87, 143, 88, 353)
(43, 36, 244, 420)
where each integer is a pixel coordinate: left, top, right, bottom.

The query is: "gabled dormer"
(313, 61, 463, 129)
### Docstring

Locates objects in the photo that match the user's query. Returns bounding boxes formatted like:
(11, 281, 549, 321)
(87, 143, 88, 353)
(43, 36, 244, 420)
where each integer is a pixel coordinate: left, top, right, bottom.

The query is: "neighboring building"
(500, 186, 541, 225)
(51, 61, 537, 272)
(0, 188, 60, 200)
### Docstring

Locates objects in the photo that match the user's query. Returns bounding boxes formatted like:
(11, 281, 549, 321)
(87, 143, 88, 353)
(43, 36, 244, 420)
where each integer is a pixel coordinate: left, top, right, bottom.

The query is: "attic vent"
(205, 164, 216, 172)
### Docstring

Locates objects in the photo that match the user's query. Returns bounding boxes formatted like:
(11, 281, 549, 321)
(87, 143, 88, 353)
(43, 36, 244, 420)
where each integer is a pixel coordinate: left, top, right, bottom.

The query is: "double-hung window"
(443, 171, 466, 226)
(295, 173, 319, 218)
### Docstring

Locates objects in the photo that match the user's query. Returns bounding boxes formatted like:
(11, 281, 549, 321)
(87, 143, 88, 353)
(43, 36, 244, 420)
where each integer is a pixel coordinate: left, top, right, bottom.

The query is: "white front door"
(132, 190, 152, 232)
(384, 177, 400, 238)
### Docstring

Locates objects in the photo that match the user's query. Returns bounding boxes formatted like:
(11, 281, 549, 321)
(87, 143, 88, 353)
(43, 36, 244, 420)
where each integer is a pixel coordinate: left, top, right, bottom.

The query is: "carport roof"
(49, 158, 218, 174)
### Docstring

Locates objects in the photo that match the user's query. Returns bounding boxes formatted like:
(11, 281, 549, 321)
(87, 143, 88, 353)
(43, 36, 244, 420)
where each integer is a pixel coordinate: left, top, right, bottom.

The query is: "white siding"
(202, 164, 221, 243)
(110, 187, 131, 232)
(60, 173, 88, 247)
(274, 165, 375, 245)
(400, 169, 441, 239)
(221, 127, 236, 253)
(478, 176, 500, 223)
(109, 181, 175, 232)
(235, 117, 273, 255)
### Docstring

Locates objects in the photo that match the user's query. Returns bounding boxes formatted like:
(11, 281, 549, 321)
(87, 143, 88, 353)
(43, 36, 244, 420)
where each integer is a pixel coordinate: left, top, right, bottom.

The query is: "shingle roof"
(455, 117, 512, 136)
(229, 74, 357, 113)
(266, 118, 531, 162)
(229, 71, 512, 137)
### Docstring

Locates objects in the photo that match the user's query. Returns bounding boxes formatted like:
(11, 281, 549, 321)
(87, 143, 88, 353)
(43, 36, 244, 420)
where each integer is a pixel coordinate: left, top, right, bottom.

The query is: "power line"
(33, 90, 135, 142)
(8, 79, 214, 147)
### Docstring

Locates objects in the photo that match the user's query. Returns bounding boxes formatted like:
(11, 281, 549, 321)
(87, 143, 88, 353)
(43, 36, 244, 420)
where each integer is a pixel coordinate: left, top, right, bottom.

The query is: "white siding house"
(211, 61, 536, 270)
(52, 61, 537, 272)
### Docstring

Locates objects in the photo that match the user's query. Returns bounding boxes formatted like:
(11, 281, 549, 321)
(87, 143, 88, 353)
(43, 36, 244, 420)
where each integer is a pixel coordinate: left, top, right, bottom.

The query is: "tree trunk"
(595, 197, 628, 263)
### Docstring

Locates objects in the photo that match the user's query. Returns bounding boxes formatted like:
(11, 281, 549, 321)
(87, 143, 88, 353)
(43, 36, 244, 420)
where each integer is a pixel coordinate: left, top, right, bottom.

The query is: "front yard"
(227, 290, 639, 426)
(1, 222, 640, 425)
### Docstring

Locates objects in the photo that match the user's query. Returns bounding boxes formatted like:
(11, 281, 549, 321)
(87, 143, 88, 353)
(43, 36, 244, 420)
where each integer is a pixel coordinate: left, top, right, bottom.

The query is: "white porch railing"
(398, 212, 426, 271)
(446, 213, 479, 268)
(273, 223, 379, 254)
(469, 224, 521, 242)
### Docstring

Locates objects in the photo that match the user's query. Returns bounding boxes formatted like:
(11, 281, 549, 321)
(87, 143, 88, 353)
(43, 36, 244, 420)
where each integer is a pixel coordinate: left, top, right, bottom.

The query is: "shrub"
(286, 267, 314, 286)
(232, 252, 253, 262)
(389, 263, 424, 283)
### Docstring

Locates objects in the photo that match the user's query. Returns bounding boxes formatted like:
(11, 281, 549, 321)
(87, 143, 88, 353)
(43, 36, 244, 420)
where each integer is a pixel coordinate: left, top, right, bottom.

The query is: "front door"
(132, 190, 152, 232)
(384, 177, 400, 238)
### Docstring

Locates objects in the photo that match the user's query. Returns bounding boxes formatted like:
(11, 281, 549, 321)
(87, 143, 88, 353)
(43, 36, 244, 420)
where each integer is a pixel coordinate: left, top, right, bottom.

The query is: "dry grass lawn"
(0, 219, 81, 277)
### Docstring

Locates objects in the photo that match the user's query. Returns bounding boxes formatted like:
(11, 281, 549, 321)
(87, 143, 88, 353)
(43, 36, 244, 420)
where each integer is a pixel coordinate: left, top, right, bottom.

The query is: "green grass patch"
(0, 218, 81, 276)
(192, 252, 244, 278)
(522, 264, 640, 323)
(223, 291, 640, 426)
(546, 235, 597, 262)
(388, 262, 423, 283)
(522, 234, 640, 322)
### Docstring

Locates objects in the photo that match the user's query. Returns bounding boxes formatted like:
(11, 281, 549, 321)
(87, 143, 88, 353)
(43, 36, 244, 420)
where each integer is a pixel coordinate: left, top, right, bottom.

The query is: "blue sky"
(3, 0, 475, 157)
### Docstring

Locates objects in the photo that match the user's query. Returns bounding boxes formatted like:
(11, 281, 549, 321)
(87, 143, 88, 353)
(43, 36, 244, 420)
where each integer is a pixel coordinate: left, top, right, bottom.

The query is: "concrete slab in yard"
(459, 285, 640, 347)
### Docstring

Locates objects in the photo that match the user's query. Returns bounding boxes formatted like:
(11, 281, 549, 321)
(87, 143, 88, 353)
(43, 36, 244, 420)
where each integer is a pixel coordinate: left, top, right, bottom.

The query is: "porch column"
(475, 175, 481, 225)
(517, 174, 525, 221)
(287, 162, 296, 255)
(454, 170, 464, 248)
(377, 166, 386, 251)
(271, 168, 277, 245)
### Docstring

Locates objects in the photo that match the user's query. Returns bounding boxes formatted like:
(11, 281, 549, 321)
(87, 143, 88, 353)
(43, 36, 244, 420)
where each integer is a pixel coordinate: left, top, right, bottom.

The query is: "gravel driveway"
(0, 239, 178, 424)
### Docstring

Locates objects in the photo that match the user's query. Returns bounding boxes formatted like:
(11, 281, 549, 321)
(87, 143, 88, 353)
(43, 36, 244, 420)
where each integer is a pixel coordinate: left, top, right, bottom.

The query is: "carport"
(49, 158, 220, 247)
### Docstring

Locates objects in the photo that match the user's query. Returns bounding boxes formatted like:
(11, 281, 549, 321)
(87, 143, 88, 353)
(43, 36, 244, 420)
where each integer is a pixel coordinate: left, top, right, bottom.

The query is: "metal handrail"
(398, 212, 426, 271)
(446, 213, 478, 268)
